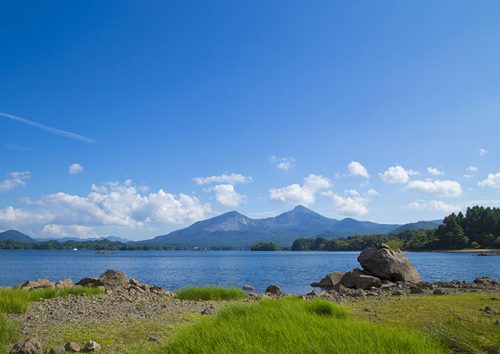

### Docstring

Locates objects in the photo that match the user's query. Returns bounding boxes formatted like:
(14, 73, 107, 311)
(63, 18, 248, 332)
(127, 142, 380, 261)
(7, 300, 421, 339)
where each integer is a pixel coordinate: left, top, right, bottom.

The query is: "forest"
(291, 206, 500, 251)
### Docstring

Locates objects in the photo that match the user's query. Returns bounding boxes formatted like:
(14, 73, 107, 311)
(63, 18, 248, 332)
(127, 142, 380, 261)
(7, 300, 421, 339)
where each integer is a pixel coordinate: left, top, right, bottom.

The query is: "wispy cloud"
(0, 112, 96, 143)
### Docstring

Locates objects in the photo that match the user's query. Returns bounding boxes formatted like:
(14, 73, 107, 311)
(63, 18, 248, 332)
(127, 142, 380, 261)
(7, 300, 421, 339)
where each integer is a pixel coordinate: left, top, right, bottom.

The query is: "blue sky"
(0, 1, 499, 240)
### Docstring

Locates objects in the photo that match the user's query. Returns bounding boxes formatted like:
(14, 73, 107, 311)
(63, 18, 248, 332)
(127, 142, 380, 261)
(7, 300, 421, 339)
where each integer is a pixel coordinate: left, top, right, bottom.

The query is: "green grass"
(0, 313, 19, 351)
(0, 287, 104, 313)
(162, 297, 446, 354)
(175, 286, 246, 301)
(0, 287, 104, 353)
(348, 292, 500, 354)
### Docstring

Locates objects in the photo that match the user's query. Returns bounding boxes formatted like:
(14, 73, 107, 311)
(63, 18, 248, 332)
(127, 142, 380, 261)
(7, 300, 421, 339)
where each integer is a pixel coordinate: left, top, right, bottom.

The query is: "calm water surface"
(0, 250, 498, 294)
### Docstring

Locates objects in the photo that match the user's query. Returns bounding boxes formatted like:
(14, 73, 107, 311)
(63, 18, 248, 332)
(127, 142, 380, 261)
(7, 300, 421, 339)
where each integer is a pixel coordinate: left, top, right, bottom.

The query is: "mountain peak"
(292, 205, 311, 212)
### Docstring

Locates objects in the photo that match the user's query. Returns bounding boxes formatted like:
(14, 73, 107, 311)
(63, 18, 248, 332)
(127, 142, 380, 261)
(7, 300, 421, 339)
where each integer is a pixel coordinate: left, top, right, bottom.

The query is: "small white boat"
(73, 248, 78, 251)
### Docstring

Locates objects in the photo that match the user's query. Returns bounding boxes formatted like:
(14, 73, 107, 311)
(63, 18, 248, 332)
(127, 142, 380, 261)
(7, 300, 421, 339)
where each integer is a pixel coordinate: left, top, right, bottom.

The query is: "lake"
(0, 250, 498, 294)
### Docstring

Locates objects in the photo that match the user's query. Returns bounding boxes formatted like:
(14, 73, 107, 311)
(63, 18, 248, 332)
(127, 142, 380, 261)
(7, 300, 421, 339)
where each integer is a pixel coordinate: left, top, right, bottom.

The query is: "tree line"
(291, 206, 500, 251)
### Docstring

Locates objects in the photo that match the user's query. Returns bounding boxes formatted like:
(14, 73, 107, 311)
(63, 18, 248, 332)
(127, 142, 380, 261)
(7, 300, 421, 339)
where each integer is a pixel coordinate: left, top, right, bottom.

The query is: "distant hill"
(34, 236, 132, 243)
(393, 220, 442, 233)
(141, 205, 406, 248)
(0, 230, 35, 243)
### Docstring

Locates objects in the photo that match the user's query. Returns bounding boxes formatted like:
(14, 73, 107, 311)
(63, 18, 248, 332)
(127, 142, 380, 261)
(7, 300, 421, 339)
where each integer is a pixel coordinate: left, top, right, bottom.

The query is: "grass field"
(174, 286, 247, 301)
(348, 292, 500, 354)
(162, 297, 446, 354)
(2, 288, 498, 354)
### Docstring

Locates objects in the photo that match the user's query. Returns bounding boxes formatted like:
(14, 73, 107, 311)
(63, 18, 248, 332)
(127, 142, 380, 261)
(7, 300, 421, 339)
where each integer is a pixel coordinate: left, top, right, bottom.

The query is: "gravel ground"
(10, 289, 222, 339)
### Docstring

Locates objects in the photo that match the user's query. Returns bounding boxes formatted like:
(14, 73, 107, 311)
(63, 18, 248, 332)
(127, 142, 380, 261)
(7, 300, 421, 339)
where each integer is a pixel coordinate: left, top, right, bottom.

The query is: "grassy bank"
(162, 298, 445, 354)
(348, 292, 500, 353)
(0, 287, 104, 353)
(175, 286, 246, 301)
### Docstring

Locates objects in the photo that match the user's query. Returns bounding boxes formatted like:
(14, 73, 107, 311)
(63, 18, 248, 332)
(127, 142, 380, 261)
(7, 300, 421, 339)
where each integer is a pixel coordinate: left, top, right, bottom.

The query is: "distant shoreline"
(427, 248, 500, 253)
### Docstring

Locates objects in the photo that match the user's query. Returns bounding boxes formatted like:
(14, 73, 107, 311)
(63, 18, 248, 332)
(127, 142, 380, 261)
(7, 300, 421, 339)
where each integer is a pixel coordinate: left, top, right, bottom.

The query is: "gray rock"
(483, 306, 498, 315)
(355, 274, 382, 290)
(83, 341, 101, 352)
(201, 307, 215, 315)
(75, 278, 103, 287)
(410, 286, 425, 294)
(433, 289, 446, 295)
(16, 280, 41, 290)
(55, 279, 73, 289)
(64, 342, 80, 352)
(34, 279, 55, 289)
(339, 269, 381, 289)
(9, 338, 44, 354)
(357, 244, 421, 283)
(265, 285, 282, 296)
(129, 278, 141, 286)
(311, 271, 344, 287)
(98, 269, 129, 290)
(48, 345, 65, 354)
(242, 284, 254, 291)
(340, 269, 364, 288)
(473, 277, 497, 286)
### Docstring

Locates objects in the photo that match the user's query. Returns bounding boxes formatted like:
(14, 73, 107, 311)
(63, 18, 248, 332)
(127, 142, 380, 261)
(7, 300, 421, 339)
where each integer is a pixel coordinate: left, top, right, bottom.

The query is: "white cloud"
(193, 173, 252, 185)
(407, 179, 462, 197)
(269, 174, 331, 206)
(427, 167, 444, 176)
(68, 163, 84, 175)
(379, 166, 418, 184)
(347, 161, 370, 178)
(0, 180, 211, 235)
(42, 224, 98, 238)
(478, 173, 500, 188)
(466, 166, 478, 172)
(0, 171, 31, 193)
(323, 189, 376, 216)
(408, 201, 459, 213)
(367, 188, 380, 197)
(269, 156, 296, 171)
(479, 148, 488, 156)
(210, 184, 246, 207)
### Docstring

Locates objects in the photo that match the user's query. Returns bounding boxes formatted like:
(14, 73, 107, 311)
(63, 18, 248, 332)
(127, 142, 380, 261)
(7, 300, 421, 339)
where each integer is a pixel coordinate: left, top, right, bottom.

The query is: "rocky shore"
(3, 245, 499, 353)
(306, 243, 499, 301)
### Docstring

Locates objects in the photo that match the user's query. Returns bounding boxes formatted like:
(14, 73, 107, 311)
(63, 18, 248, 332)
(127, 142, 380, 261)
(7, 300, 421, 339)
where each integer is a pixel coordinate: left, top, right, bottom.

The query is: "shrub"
(175, 287, 246, 301)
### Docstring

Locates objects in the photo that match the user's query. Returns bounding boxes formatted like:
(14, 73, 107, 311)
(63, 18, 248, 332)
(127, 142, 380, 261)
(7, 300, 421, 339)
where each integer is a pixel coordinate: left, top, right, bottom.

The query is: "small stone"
(129, 278, 140, 286)
(64, 342, 80, 352)
(84, 341, 101, 352)
(483, 306, 498, 315)
(9, 338, 44, 354)
(495, 320, 500, 326)
(410, 286, 425, 294)
(433, 289, 446, 295)
(242, 285, 254, 291)
(48, 345, 65, 354)
(201, 307, 215, 315)
(148, 335, 160, 342)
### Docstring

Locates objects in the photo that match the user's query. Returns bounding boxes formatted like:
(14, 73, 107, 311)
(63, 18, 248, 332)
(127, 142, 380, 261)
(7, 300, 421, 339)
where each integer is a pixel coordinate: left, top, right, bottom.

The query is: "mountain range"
(0, 205, 442, 248)
(141, 205, 441, 248)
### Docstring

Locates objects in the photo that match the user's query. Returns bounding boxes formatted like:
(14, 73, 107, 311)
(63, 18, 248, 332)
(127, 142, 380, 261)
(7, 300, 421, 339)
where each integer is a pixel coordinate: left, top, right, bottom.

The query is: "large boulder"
(311, 271, 343, 287)
(9, 338, 44, 354)
(340, 269, 382, 290)
(98, 269, 129, 290)
(357, 244, 420, 283)
(265, 285, 282, 296)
